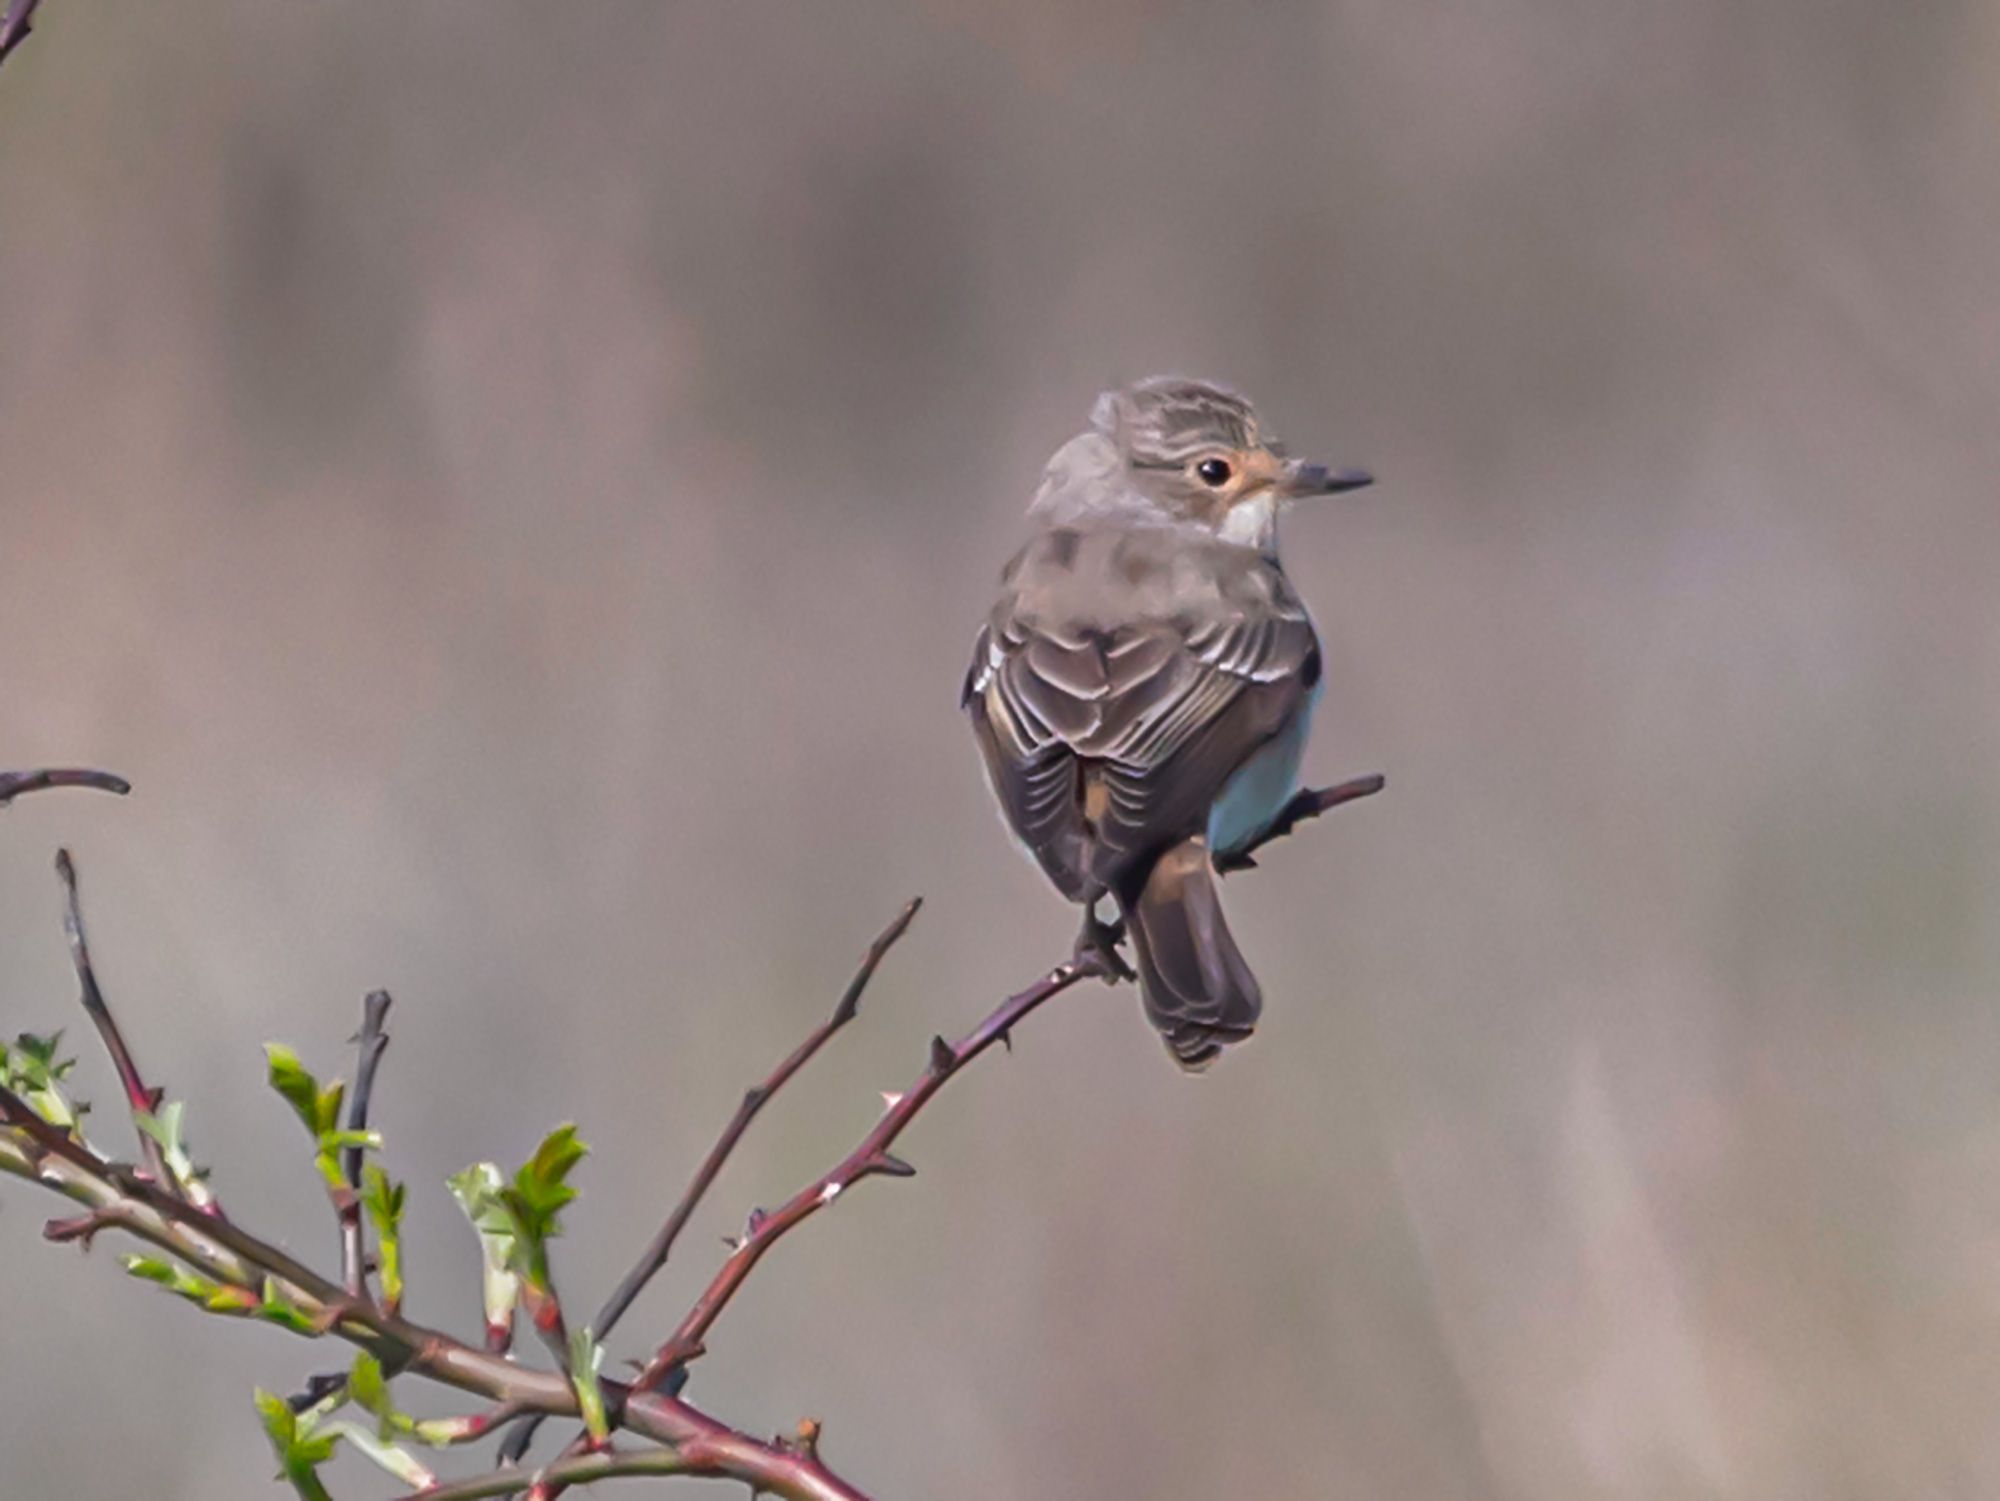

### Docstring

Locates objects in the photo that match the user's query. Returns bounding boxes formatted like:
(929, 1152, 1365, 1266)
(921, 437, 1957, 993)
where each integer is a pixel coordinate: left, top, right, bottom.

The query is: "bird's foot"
(1073, 910, 1136, 983)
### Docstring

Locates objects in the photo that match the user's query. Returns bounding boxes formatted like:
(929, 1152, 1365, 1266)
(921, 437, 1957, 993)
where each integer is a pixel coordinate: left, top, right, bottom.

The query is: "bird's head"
(1085, 377, 1373, 550)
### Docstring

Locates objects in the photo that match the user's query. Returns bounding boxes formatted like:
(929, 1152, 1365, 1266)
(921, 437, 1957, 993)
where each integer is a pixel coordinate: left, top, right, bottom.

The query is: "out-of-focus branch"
(415, 1446, 692, 1501)
(0, 766, 129, 807)
(0, 1, 47, 77)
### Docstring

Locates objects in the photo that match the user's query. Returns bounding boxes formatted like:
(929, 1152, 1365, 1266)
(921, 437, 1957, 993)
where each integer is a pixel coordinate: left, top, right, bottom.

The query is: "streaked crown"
(1091, 377, 1265, 464)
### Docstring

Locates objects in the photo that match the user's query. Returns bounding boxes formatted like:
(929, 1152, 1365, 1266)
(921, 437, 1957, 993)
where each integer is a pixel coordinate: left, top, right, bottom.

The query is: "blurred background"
(3, 3, 1999, 1497)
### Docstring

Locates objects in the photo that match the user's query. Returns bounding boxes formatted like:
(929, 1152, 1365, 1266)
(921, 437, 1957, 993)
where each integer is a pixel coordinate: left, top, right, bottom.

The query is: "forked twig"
(498, 898, 922, 1467)
(633, 950, 1106, 1394)
(53, 848, 184, 1200)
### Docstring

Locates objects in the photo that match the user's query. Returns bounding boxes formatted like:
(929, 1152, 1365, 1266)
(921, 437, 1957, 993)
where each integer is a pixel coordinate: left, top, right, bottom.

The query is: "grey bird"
(963, 377, 1373, 1069)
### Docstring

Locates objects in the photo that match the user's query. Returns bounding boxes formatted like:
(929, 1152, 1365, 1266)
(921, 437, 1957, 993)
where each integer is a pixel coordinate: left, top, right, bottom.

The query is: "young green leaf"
(134, 1098, 217, 1206)
(496, 1123, 588, 1288)
(255, 1278, 323, 1337)
(569, 1324, 610, 1444)
(3, 1031, 84, 1132)
(349, 1350, 391, 1426)
(360, 1165, 406, 1313)
(327, 1422, 437, 1489)
(254, 1388, 338, 1501)
(447, 1161, 521, 1342)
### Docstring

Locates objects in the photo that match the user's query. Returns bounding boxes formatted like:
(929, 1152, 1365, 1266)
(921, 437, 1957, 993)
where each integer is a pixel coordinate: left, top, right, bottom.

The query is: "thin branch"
(634, 948, 1109, 1393)
(341, 989, 392, 1299)
(1213, 772, 1386, 874)
(602, 897, 919, 1336)
(414, 1446, 690, 1501)
(0, 1087, 868, 1501)
(53, 848, 182, 1199)
(0, 0, 46, 76)
(0, 766, 129, 808)
(497, 898, 922, 1468)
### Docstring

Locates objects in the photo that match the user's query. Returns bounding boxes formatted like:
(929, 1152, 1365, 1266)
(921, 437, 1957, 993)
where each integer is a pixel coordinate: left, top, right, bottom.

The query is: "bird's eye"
(1195, 457, 1233, 487)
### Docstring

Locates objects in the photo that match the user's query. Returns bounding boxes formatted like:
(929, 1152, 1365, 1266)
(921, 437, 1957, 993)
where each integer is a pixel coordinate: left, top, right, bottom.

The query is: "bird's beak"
(1279, 459, 1375, 498)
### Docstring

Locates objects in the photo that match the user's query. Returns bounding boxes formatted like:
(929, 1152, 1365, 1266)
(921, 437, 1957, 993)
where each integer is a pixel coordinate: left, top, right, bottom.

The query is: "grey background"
(3, 3, 1999, 1497)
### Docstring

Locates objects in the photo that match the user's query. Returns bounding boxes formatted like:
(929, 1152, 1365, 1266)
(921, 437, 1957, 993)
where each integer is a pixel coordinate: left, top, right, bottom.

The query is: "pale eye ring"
(1195, 456, 1233, 487)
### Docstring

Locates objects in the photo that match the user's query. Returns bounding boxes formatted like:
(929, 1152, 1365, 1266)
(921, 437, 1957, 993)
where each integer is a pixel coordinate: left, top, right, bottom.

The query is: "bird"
(962, 377, 1373, 1069)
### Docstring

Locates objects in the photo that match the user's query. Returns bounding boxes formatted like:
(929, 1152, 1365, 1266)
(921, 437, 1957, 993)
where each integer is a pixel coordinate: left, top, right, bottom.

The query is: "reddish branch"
(499, 898, 923, 1468)
(53, 846, 202, 1208)
(633, 950, 1106, 1393)
(0, 760, 1382, 1498)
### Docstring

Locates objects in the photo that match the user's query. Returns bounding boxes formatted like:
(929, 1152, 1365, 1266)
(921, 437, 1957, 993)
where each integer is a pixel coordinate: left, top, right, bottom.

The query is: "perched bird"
(962, 377, 1373, 1069)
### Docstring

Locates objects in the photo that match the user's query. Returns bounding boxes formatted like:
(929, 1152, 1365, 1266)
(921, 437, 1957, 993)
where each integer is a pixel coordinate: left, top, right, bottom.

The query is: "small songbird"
(962, 377, 1373, 1069)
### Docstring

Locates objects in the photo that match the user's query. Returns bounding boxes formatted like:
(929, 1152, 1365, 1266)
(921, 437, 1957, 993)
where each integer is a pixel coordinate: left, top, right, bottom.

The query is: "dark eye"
(1195, 457, 1233, 487)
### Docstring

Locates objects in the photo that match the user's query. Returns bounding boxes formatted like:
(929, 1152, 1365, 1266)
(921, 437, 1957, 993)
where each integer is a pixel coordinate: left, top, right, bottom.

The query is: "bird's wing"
(963, 530, 1318, 897)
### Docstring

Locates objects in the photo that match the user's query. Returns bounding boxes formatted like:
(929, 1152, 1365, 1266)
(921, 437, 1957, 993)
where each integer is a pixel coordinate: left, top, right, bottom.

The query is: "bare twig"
(53, 848, 185, 1200)
(498, 898, 922, 1469)
(634, 949, 1108, 1393)
(604, 897, 919, 1336)
(415, 1445, 690, 1501)
(0, 766, 129, 808)
(0, 0, 45, 76)
(341, 989, 392, 1299)
(1213, 772, 1386, 873)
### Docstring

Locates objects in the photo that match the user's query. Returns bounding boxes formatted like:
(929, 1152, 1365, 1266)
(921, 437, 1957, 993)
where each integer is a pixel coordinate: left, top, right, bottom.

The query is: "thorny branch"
(498, 897, 923, 1469)
(54, 848, 185, 1204)
(0, 764, 1382, 1498)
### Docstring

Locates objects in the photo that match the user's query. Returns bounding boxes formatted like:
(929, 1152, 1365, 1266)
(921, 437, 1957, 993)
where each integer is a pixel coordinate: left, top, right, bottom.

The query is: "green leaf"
(327, 1421, 436, 1489)
(264, 1044, 320, 1129)
(496, 1124, 588, 1287)
(263, 1043, 345, 1138)
(255, 1279, 323, 1337)
(122, 1252, 215, 1303)
(361, 1165, 406, 1311)
(254, 1388, 338, 1501)
(447, 1161, 520, 1337)
(318, 1128, 382, 1154)
(135, 1099, 213, 1203)
(349, 1351, 391, 1430)
(569, 1325, 609, 1443)
(4, 1031, 84, 1132)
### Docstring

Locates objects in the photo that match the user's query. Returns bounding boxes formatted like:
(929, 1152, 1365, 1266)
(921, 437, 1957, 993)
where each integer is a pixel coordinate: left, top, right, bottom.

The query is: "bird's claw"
(1074, 911, 1136, 983)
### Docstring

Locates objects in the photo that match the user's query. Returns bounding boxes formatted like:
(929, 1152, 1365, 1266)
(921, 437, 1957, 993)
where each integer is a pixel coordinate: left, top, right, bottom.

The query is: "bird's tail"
(1118, 837, 1262, 1071)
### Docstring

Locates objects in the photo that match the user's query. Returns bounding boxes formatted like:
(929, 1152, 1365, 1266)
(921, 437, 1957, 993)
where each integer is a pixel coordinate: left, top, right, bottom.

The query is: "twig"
(634, 949, 1108, 1393)
(0, 0, 45, 76)
(414, 1446, 690, 1501)
(1213, 772, 1386, 873)
(0, 1088, 868, 1500)
(53, 848, 181, 1199)
(341, 990, 392, 1299)
(497, 898, 922, 1469)
(0, 766, 129, 808)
